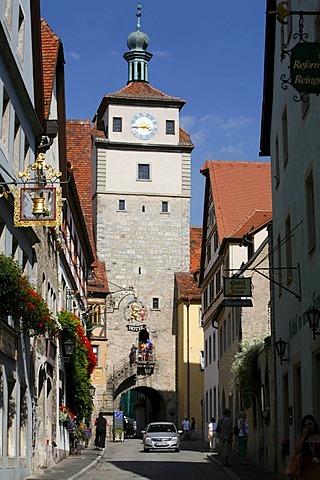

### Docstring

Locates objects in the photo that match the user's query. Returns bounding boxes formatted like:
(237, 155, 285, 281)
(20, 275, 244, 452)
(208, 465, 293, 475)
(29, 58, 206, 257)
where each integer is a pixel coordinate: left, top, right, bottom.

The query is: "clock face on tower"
(130, 113, 158, 140)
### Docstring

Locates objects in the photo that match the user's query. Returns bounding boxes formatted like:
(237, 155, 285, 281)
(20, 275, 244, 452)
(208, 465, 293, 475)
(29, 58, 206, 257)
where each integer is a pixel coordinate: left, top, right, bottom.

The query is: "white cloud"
(153, 50, 171, 58)
(66, 51, 80, 61)
(180, 115, 196, 131)
(190, 128, 208, 146)
(200, 113, 252, 131)
(217, 143, 245, 156)
(220, 116, 253, 130)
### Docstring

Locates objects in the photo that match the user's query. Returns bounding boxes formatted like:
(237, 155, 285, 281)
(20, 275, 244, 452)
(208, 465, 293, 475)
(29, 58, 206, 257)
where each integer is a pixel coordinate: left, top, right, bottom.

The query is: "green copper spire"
(124, 2, 153, 83)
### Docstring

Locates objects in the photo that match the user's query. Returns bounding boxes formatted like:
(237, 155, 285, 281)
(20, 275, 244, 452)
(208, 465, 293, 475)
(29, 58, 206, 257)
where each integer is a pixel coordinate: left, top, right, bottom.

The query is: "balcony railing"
(113, 350, 156, 391)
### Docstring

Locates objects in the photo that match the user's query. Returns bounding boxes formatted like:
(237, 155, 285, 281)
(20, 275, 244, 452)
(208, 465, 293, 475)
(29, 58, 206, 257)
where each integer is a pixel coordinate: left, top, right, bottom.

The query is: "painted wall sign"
(224, 277, 252, 297)
(127, 324, 146, 332)
(222, 299, 253, 307)
(291, 43, 320, 94)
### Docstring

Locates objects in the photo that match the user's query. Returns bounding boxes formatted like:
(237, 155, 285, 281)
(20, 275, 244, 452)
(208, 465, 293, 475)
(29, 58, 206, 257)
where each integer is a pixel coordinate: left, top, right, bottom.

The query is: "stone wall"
(96, 193, 190, 416)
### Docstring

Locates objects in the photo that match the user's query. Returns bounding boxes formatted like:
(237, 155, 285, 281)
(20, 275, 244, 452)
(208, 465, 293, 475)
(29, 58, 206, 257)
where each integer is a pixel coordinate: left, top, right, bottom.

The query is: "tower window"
(152, 297, 160, 309)
(113, 117, 122, 132)
(137, 164, 150, 180)
(166, 120, 175, 135)
(118, 199, 126, 211)
(161, 201, 169, 213)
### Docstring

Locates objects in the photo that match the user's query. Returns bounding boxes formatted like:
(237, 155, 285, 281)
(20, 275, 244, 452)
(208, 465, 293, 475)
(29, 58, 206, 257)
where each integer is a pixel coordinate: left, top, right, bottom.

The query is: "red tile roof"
(201, 160, 272, 240)
(190, 227, 202, 274)
(179, 127, 194, 147)
(88, 259, 109, 294)
(175, 272, 201, 301)
(91, 122, 106, 140)
(41, 19, 60, 119)
(66, 120, 110, 294)
(231, 210, 272, 238)
(108, 81, 185, 103)
(96, 81, 186, 121)
(175, 227, 202, 300)
(66, 120, 93, 239)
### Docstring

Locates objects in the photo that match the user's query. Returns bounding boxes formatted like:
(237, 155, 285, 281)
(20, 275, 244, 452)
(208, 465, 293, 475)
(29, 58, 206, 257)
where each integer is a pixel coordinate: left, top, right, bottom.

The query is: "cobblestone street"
(26, 439, 286, 480)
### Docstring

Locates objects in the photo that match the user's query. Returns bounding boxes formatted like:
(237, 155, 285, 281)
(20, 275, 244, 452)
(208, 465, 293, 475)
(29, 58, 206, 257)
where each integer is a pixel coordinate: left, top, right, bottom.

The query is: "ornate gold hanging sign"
(14, 186, 62, 227)
(13, 152, 63, 227)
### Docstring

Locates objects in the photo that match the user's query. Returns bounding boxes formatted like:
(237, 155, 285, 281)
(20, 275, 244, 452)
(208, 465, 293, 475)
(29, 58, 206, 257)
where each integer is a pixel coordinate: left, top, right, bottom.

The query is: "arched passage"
(117, 386, 166, 436)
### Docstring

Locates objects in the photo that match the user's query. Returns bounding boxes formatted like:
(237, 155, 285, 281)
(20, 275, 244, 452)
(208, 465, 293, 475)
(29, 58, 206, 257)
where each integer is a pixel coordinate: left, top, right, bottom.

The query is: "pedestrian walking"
(218, 408, 233, 467)
(237, 412, 249, 465)
(182, 417, 190, 440)
(94, 412, 107, 450)
(291, 414, 320, 480)
(129, 344, 137, 365)
(208, 417, 217, 453)
(190, 417, 196, 440)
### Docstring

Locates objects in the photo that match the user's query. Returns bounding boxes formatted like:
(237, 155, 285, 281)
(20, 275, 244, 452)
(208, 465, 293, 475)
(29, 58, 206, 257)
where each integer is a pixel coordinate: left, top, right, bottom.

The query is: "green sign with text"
(291, 43, 320, 94)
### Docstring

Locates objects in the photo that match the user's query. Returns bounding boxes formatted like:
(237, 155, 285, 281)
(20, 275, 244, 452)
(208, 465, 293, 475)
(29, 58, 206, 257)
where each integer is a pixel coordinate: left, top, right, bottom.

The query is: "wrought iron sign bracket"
(226, 264, 301, 302)
(268, 2, 320, 103)
(251, 265, 301, 302)
(105, 288, 136, 313)
(268, 2, 319, 25)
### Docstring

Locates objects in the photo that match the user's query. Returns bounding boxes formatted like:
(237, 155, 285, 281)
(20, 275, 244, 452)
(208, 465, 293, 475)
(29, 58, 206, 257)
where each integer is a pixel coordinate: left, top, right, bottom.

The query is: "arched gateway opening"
(116, 386, 166, 437)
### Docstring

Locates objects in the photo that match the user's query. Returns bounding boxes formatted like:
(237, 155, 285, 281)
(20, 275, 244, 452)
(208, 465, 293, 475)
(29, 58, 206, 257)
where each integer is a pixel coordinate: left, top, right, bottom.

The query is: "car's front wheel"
(175, 448, 180, 453)
(144, 447, 150, 452)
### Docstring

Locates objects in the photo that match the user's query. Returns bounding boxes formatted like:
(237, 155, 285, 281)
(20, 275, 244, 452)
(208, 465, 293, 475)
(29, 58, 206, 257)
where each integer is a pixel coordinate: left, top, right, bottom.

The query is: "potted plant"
(113, 428, 124, 442)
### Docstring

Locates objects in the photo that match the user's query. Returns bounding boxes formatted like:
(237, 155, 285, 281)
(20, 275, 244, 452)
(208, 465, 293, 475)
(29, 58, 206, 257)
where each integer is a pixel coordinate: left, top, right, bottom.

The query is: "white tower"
(92, 2, 194, 422)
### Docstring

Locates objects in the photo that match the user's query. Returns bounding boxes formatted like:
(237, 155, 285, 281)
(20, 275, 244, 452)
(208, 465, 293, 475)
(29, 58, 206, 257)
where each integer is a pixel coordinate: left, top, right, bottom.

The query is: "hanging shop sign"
(11, 152, 63, 227)
(14, 186, 62, 227)
(124, 296, 147, 331)
(223, 277, 252, 297)
(290, 43, 320, 94)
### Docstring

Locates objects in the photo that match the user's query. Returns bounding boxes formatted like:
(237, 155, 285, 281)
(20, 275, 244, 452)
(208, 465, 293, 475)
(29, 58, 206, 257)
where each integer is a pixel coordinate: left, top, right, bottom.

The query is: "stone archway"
(116, 385, 167, 436)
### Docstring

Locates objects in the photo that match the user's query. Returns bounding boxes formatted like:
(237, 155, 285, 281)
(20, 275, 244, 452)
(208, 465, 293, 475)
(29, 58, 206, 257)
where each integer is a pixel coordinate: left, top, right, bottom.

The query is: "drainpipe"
(269, 222, 279, 473)
(186, 299, 191, 420)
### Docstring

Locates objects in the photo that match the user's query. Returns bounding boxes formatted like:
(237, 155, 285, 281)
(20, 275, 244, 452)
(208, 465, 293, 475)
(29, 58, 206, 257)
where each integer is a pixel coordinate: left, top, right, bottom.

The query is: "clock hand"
(132, 124, 153, 131)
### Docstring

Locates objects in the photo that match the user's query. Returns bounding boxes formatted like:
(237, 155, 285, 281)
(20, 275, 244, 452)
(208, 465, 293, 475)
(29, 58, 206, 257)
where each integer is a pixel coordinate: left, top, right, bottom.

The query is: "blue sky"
(41, 0, 268, 226)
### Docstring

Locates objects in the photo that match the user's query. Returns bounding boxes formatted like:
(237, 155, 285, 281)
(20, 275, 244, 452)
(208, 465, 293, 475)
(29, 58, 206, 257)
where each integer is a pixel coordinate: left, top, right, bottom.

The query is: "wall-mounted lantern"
(305, 307, 320, 340)
(63, 339, 75, 361)
(144, 362, 154, 376)
(275, 338, 289, 365)
(89, 384, 96, 397)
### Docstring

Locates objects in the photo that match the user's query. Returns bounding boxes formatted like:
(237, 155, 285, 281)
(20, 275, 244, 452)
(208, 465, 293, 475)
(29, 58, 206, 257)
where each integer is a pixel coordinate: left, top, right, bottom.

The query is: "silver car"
(141, 422, 182, 452)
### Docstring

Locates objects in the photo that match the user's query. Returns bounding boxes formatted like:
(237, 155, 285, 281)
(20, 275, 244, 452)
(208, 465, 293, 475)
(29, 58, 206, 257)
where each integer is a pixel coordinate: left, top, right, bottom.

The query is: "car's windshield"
(147, 424, 176, 433)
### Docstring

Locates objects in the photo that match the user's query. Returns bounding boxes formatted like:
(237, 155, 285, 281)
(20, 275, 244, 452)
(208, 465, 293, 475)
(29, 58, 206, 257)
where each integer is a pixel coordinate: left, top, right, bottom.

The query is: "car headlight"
(171, 436, 178, 441)
(145, 436, 152, 442)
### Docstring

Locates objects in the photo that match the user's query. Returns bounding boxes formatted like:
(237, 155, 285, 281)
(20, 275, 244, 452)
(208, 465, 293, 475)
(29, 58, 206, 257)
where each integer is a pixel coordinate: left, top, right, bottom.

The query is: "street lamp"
(89, 384, 96, 397)
(275, 338, 289, 365)
(305, 307, 320, 340)
(63, 339, 75, 361)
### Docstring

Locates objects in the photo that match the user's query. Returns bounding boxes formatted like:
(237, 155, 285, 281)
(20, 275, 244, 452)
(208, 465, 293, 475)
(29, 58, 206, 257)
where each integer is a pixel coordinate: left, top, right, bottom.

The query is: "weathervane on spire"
(136, 2, 142, 31)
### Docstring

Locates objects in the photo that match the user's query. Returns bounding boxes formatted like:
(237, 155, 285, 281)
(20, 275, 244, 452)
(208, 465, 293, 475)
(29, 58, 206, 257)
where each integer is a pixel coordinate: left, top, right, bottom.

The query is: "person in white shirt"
(182, 417, 190, 440)
(207, 417, 218, 453)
